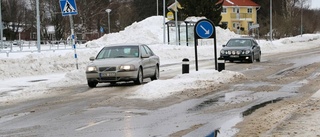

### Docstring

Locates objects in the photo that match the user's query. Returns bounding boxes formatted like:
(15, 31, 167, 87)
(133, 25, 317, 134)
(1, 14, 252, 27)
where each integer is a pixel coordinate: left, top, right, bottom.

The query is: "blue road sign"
(195, 20, 214, 39)
(60, 0, 78, 16)
(100, 27, 104, 33)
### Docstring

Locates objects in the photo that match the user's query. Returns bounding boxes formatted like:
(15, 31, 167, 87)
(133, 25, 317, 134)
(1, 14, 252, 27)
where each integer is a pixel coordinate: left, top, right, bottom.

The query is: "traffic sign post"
(194, 19, 217, 71)
(60, 0, 78, 69)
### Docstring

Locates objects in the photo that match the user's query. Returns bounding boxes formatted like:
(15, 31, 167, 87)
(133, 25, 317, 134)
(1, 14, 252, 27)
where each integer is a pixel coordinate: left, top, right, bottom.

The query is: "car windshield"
(226, 39, 252, 47)
(96, 46, 139, 59)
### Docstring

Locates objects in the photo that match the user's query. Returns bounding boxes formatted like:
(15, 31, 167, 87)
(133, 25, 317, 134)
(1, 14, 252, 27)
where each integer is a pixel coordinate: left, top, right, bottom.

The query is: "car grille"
(99, 67, 116, 72)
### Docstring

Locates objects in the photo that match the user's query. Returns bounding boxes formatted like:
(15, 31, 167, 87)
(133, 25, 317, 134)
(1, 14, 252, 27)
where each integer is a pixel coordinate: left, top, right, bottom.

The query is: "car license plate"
(100, 72, 116, 77)
(230, 55, 239, 58)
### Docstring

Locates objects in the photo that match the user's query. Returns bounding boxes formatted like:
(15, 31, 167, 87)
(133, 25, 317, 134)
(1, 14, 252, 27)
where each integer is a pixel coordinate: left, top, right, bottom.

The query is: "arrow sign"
(195, 19, 215, 39)
(200, 25, 210, 35)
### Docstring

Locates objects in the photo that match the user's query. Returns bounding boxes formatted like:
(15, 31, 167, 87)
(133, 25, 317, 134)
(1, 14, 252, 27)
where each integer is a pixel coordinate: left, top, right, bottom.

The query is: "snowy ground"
(1, 16, 320, 103)
(1, 16, 320, 136)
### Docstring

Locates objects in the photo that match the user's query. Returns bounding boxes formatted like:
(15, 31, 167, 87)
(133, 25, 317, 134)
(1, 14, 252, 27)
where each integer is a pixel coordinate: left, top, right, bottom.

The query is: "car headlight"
(227, 51, 231, 55)
(87, 66, 97, 72)
(242, 50, 251, 54)
(119, 65, 135, 71)
(220, 50, 224, 54)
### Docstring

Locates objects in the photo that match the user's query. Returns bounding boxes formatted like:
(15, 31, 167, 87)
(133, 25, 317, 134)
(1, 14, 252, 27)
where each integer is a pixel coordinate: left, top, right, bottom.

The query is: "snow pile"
(129, 70, 244, 100)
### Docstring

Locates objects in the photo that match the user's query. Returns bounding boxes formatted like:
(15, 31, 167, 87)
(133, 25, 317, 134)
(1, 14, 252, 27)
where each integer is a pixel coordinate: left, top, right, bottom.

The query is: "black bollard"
(182, 58, 189, 74)
(217, 58, 225, 72)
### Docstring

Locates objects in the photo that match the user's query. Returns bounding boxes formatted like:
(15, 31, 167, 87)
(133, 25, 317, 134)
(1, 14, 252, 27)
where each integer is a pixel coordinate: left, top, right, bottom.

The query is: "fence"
(0, 40, 88, 56)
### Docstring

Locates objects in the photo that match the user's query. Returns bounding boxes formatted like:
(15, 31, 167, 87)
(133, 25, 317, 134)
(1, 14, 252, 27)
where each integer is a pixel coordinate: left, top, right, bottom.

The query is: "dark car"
(220, 38, 261, 63)
(85, 44, 160, 88)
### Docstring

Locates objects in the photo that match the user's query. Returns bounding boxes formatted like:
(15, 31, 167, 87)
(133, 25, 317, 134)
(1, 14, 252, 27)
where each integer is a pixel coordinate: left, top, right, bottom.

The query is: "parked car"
(85, 44, 160, 88)
(220, 38, 261, 63)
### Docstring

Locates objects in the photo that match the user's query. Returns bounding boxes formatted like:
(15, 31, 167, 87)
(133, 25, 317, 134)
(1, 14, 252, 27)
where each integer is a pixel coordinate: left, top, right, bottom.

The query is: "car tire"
(229, 60, 234, 63)
(249, 54, 254, 63)
(256, 53, 261, 62)
(134, 68, 143, 85)
(151, 66, 159, 81)
(88, 81, 98, 88)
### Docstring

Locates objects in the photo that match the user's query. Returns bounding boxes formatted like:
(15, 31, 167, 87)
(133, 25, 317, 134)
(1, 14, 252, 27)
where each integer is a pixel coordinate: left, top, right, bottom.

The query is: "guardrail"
(0, 40, 88, 57)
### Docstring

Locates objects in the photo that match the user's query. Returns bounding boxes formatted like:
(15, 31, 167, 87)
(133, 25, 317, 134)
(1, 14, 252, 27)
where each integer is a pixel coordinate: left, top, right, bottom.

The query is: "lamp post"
(301, 2, 303, 37)
(156, 0, 158, 16)
(0, 0, 3, 50)
(105, 9, 111, 34)
(270, 0, 272, 41)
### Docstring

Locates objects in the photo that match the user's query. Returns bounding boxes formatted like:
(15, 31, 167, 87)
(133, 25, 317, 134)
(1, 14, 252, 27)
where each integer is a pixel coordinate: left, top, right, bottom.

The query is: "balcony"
(230, 13, 253, 20)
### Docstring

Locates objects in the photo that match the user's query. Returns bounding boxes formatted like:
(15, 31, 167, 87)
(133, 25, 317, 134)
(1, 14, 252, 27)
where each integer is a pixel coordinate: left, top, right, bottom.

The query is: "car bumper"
(220, 54, 252, 60)
(86, 71, 138, 83)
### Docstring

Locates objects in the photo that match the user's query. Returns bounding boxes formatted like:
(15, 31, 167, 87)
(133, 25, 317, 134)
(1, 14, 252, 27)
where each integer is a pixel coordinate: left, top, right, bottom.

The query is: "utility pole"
(163, 0, 165, 44)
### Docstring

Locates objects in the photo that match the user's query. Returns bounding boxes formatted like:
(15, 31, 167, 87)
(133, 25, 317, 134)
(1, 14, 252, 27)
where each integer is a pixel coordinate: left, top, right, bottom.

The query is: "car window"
(143, 45, 154, 56)
(226, 39, 252, 47)
(96, 46, 140, 59)
(140, 45, 149, 56)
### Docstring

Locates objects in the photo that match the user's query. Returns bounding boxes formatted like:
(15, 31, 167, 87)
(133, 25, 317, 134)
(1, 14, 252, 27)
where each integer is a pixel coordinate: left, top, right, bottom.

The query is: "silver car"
(86, 44, 160, 87)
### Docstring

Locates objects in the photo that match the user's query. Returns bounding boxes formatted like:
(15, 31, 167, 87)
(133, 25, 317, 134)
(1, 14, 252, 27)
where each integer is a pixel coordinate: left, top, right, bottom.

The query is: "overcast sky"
(311, 0, 320, 9)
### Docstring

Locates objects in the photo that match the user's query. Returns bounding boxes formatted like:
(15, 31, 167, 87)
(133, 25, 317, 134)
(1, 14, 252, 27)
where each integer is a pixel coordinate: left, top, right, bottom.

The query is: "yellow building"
(220, 0, 260, 35)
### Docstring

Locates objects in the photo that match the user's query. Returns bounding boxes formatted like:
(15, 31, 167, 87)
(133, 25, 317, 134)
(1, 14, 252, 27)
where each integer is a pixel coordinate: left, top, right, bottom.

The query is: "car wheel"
(151, 66, 159, 81)
(229, 60, 234, 63)
(88, 81, 98, 88)
(134, 68, 143, 85)
(249, 54, 254, 63)
(256, 52, 261, 62)
(110, 82, 116, 85)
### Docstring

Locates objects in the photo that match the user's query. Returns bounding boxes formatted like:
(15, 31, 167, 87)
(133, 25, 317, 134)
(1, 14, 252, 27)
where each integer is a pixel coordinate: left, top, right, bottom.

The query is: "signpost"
(59, 0, 79, 69)
(194, 19, 217, 71)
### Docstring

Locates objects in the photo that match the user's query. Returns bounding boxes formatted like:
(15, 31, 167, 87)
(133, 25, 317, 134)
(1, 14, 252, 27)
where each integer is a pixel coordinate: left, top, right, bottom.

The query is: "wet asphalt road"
(1, 47, 320, 137)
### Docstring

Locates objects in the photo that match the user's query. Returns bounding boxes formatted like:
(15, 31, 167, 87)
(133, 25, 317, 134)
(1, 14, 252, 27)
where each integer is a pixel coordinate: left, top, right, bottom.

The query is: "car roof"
(104, 43, 144, 47)
(229, 37, 254, 40)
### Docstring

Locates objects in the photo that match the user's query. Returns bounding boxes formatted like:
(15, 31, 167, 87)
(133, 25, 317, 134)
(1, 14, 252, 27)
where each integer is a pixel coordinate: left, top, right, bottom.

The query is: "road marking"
(75, 120, 107, 131)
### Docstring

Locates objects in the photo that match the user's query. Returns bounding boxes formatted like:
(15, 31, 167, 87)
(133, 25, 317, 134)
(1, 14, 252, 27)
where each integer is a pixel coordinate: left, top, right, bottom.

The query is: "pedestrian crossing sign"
(59, 0, 78, 16)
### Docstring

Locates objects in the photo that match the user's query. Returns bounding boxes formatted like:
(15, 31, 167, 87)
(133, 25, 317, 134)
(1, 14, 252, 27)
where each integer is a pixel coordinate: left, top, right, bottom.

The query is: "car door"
(251, 40, 261, 59)
(143, 45, 158, 75)
(140, 45, 153, 76)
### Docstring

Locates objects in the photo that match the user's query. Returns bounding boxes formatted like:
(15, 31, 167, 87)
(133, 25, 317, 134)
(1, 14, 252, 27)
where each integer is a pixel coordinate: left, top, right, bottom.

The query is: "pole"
(174, 0, 178, 45)
(270, 0, 272, 41)
(0, 0, 3, 50)
(69, 15, 78, 70)
(156, 0, 159, 16)
(301, 2, 303, 37)
(36, 0, 41, 52)
(108, 12, 110, 33)
(106, 9, 111, 34)
(163, 0, 166, 44)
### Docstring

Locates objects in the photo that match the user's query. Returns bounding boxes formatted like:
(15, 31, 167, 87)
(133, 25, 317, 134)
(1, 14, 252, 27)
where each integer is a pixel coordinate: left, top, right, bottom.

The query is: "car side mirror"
(222, 45, 226, 47)
(141, 54, 150, 58)
(89, 57, 95, 61)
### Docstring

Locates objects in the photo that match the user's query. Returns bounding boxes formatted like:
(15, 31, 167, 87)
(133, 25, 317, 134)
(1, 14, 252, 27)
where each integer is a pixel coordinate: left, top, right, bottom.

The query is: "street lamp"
(105, 9, 111, 34)
(270, 0, 272, 41)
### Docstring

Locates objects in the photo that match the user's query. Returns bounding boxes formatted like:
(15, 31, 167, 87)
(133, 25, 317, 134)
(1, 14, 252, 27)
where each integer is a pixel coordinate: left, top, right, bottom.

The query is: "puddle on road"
(242, 98, 283, 117)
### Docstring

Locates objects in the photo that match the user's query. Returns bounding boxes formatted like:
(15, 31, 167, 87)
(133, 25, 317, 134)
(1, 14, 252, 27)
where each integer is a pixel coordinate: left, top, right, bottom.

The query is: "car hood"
(221, 46, 252, 50)
(88, 58, 140, 67)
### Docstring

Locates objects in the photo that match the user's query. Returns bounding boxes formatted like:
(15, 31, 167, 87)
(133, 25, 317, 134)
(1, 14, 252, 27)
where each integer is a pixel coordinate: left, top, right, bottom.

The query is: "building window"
(247, 8, 253, 13)
(222, 8, 227, 13)
(233, 7, 239, 13)
(221, 22, 228, 29)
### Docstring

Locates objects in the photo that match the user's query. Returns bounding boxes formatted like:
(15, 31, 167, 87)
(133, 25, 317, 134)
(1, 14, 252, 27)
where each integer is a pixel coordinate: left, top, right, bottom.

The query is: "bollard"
(217, 58, 225, 72)
(182, 58, 189, 74)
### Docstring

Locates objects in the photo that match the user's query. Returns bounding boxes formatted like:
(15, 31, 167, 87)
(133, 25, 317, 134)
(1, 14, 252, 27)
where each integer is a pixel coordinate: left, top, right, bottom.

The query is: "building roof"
(223, 0, 260, 7)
